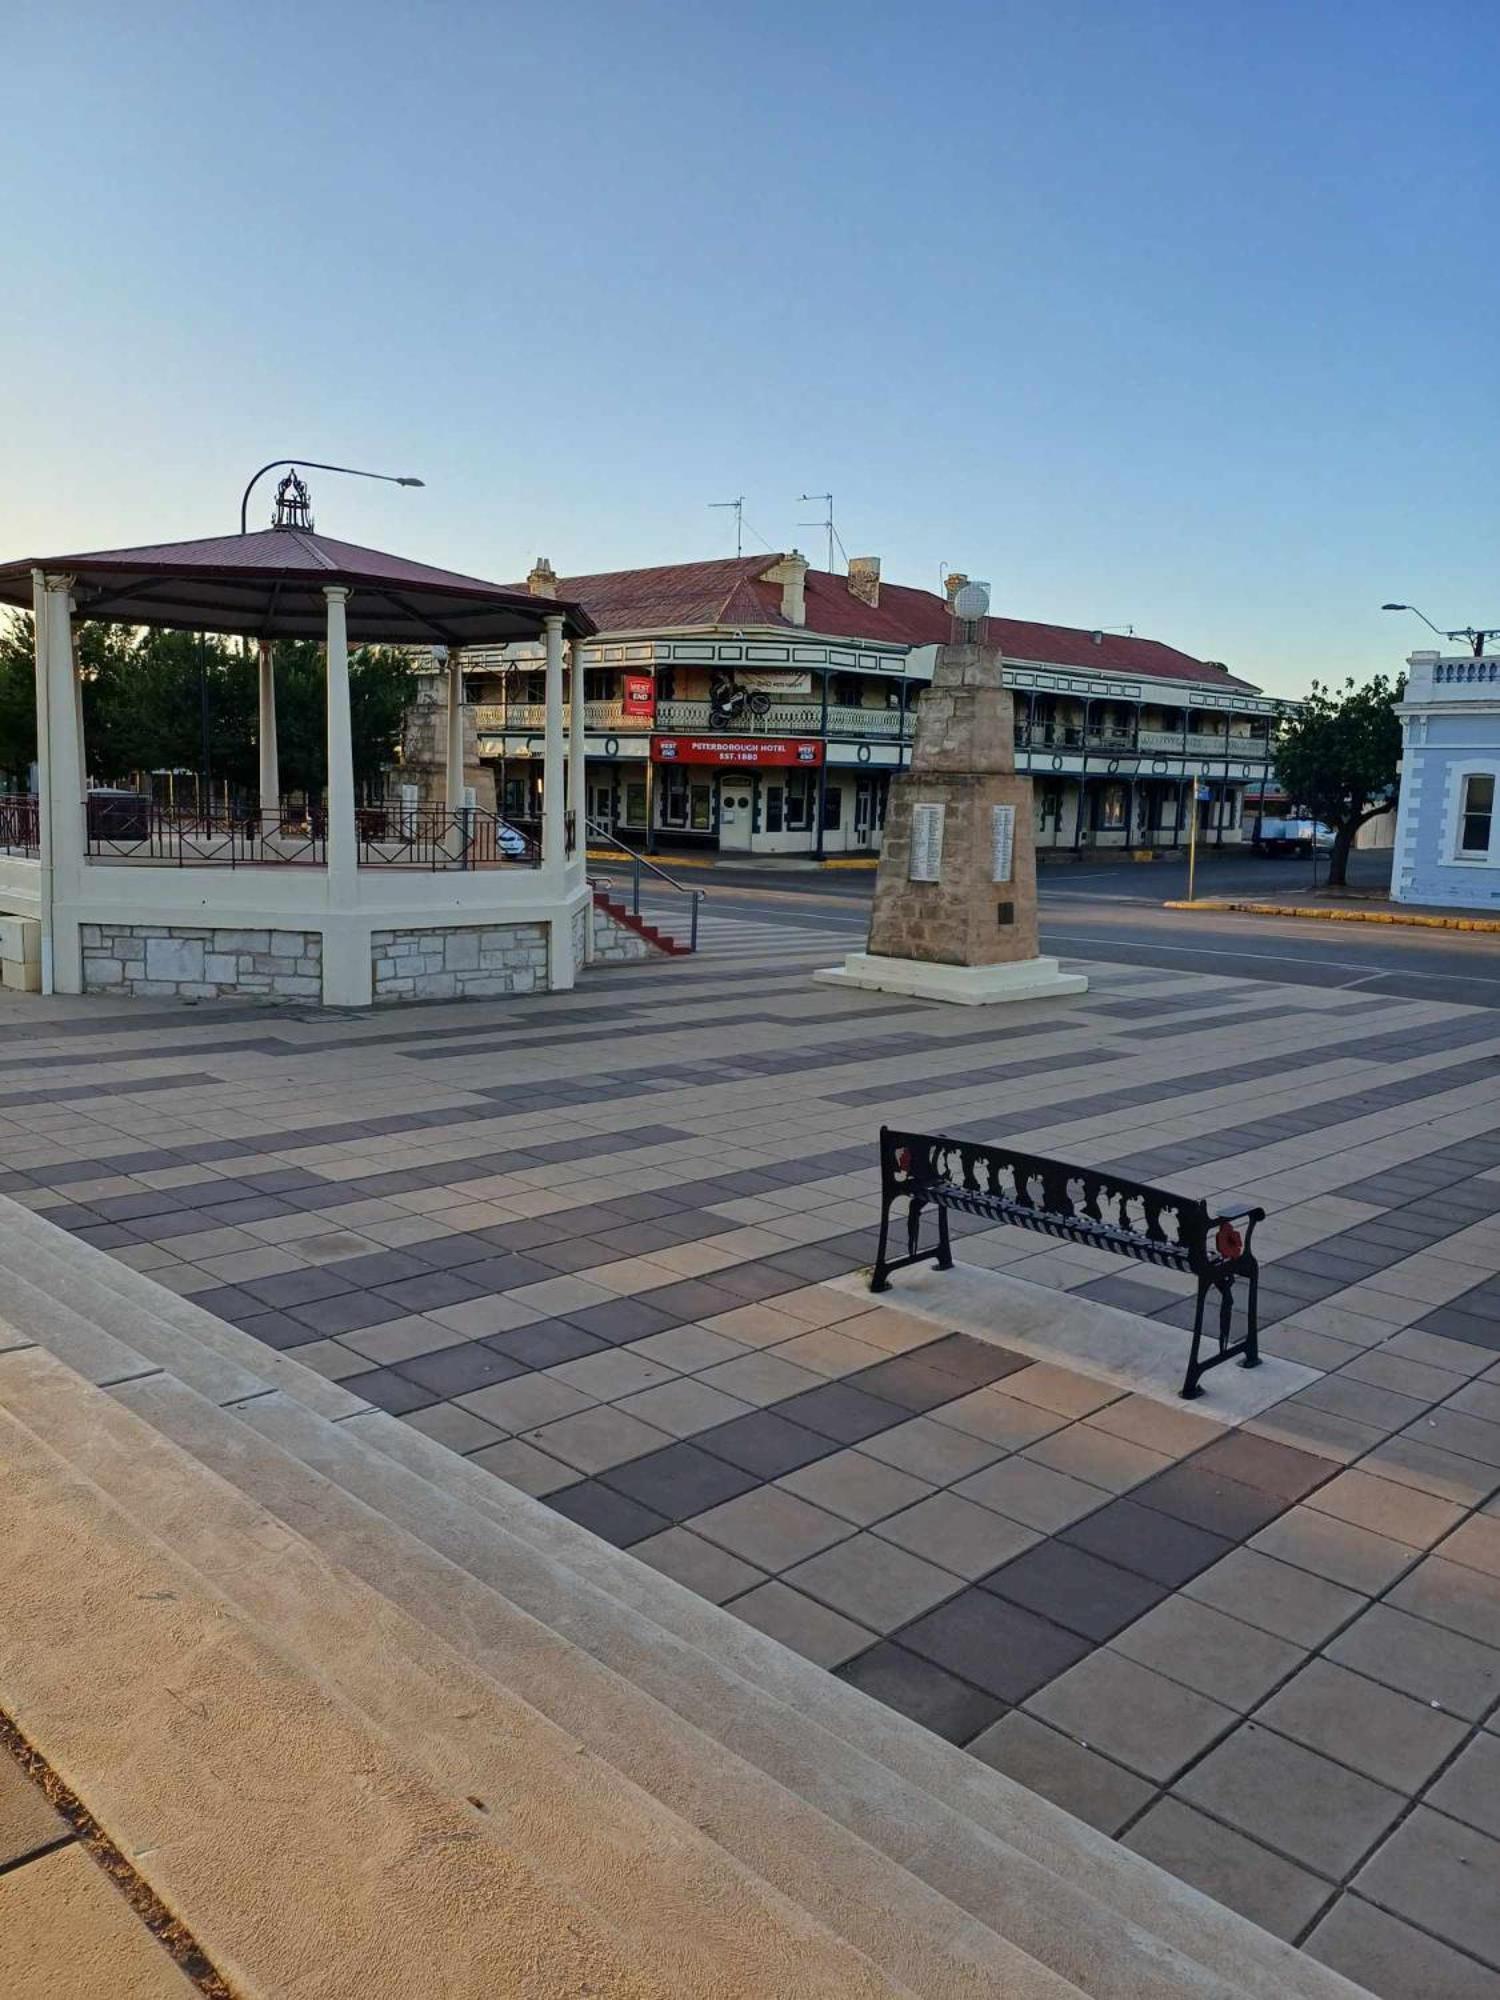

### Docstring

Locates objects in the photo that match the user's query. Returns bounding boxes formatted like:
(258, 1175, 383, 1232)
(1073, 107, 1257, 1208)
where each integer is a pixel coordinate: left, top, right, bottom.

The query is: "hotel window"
(1459, 773, 1495, 857)
(784, 771, 816, 831)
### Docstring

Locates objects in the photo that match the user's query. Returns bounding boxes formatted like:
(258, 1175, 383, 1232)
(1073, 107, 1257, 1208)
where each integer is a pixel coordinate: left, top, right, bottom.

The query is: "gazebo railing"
(0, 795, 39, 856)
(81, 800, 540, 870)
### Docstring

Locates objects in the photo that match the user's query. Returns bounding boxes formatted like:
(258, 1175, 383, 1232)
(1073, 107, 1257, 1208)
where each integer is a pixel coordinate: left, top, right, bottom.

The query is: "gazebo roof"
(0, 527, 596, 646)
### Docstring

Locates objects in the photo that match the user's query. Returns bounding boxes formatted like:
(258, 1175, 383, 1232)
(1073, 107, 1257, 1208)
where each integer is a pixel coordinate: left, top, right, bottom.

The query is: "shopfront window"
(822, 781, 843, 832)
(1097, 784, 1128, 830)
(660, 768, 715, 832)
(784, 771, 816, 831)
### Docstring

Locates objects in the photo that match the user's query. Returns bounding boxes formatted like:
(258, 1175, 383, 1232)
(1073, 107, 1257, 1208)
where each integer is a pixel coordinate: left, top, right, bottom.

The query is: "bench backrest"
(880, 1126, 1214, 1270)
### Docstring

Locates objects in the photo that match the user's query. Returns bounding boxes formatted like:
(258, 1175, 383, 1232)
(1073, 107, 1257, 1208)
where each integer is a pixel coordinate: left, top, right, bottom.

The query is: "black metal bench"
(870, 1127, 1264, 1400)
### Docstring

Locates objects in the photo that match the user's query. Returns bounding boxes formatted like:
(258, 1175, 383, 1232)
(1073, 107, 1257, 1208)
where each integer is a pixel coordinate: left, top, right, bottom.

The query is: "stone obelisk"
(816, 637, 1087, 1005)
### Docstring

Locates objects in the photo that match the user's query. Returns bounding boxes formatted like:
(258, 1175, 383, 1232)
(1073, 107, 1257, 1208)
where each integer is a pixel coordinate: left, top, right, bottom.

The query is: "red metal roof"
(518, 555, 1257, 692)
(0, 527, 595, 645)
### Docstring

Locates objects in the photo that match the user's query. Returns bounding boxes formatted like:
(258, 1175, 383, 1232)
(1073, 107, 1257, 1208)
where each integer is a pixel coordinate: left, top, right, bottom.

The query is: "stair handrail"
(585, 816, 704, 952)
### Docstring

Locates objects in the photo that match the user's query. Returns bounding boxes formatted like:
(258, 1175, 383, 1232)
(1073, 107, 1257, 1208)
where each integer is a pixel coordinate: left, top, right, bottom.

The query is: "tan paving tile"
(631, 1526, 768, 1603)
(1250, 1504, 1422, 1596)
(1436, 1512, 1500, 1580)
(530, 1404, 675, 1475)
(875, 1491, 1040, 1577)
(1110, 1593, 1304, 1711)
(1022, 1423, 1172, 1494)
(726, 1580, 874, 1666)
(466, 1436, 578, 1495)
(0, 1842, 199, 1997)
(1258, 1656, 1468, 1792)
(1083, 1393, 1222, 1459)
(1304, 1467, 1467, 1549)
(1184, 1547, 1366, 1647)
(954, 1455, 1111, 1534)
(0, 1756, 67, 1868)
(999, 1362, 1123, 1419)
(778, 1448, 936, 1526)
(690, 1485, 852, 1571)
(932, 1387, 1068, 1451)
(1027, 1650, 1237, 1783)
(1353, 1806, 1500, 1971)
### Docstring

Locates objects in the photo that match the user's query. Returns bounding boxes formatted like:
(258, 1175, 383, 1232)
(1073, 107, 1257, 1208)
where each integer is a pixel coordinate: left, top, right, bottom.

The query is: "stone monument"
(396, 667, 497, 813)
(816, 631, 1087, 1006)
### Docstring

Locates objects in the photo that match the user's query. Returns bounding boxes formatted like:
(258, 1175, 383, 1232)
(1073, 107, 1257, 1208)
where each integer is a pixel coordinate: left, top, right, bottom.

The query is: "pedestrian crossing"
(630, 893, 861, 962)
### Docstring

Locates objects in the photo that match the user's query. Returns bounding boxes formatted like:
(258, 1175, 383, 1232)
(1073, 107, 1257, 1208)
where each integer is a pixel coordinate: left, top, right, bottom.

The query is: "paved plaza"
(4, 907, 1500, 1998)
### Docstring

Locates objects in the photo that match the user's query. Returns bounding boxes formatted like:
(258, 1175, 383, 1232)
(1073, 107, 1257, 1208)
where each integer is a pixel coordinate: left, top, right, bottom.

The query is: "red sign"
(622, 674, 655, 719)
(651, 735, 825, 769)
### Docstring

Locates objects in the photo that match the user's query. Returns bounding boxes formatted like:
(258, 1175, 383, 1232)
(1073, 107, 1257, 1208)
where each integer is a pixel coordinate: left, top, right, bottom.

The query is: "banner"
(622, 674, 655, 718)
(652, 736, 824, 768)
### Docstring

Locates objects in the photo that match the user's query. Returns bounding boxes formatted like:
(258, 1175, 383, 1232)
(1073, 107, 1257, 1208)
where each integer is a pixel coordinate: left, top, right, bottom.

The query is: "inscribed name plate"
(909, 803, 945, 882)
(991, 804, 1015, 884)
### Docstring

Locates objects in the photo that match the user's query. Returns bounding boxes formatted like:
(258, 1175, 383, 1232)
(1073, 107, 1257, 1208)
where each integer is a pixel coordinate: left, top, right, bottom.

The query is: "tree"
(1274, 674, 1403, 888)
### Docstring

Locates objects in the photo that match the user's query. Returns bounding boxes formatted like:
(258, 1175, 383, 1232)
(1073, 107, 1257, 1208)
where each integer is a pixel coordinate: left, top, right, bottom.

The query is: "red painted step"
(591, 887, 692, 956)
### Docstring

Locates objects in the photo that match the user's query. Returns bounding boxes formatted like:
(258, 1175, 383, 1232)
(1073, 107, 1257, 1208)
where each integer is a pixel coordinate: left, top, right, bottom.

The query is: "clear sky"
(3, 0, 1496, 696)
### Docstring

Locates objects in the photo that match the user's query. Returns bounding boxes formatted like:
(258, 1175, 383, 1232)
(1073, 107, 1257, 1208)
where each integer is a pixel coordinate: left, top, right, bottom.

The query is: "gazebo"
(0, 506, 596, 1006)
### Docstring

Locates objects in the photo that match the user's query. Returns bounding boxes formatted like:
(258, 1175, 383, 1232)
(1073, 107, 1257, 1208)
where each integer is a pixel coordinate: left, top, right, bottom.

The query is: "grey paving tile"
(1386, 1554, 1500, 1651)
(467, 1436, 579, 1496)
(1027, 1650, 1236, 1783)
(966, 1711, 1153, 1837)
(898, 1586, 1091, 1704)
(1250, 1505, 1420, 1596)
(1177, 1719, 1404, 1877)
(1424, 1728, 1500, 1841)
(529, 1404, 674, 1475)
(1353, 1806, 1500, 1970)
(875, 1491, 1039, 1578)
(860, 1415, 1007, 1485)
(778, 1448, 936, 1526)
(1184, 1548, 1367, 1647)
(1060, 1497, 1233, 1588)
(689, 1485, 852, 1572)
(785, 1531, 961, 1630)
(399, 1400, 508, 1455)
(1257, 1656, 1469, 1792)
(631, 1526, 769, 1604)
(1110, 1593, 1304, 1711)
(697, 1408, 839, 1479)
(600, 1440, 762, 1520)
(455, 1373, 595, 1434)
(1124, 1797, 1331, 1943)
(727, 1581, 875, 1667)
(835, 1640, 1006, 1746)
(548, 1479, 669, 1548)
(953, 1456, 1111, 1534)
(1325, 1603, 1500, 1721)
(1306, 1894, 1500, 2000)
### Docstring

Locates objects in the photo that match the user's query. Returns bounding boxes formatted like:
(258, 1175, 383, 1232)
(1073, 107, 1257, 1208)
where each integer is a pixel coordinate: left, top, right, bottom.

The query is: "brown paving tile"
(0, 1753, 67, 1868)
(1437, 1512, 1500, 1580)
(1124, 1796, 1331, 1943)
(1059, 1497, 1233, 1589)
(1188, 1428, 1340, 1502)
(952, 1456, 1110, 1535)
(835, 1639, 1005, 1746)
(1132, 1461, 1289, 1541)
(1026, 1649, 1236, 1783)
(995, 1362, 1122, 1419)
(875, 1491, 1039, 1578)
(599, 1440, 762, 1519)
(778, 1447, 936, 1526)
(1110, 1594, 1304, 1712)
(1175, 1719, 1403, 1876)
(726, 1580, 875, 1667)
(1325, 1604, 1500, 1722)
(1184, 1548, 1366, 1647)
(1387, 1554, 1500, 1651)
(1425, 1730, 1500, 1841)
(966, 1710, 1153, 1836)
(982, 1539, 1166, 1641)
(1353, 1806, 1500, 1970)
(1307, 1893, 1500, 2000)
(696, 1407, 839, 1479)
(898, 1587, 1091, 1703)
(1257, 1656, 1469, 1792)
(1023, 1424, 1172, 1495)
(1250, 1505, 1419, 1597)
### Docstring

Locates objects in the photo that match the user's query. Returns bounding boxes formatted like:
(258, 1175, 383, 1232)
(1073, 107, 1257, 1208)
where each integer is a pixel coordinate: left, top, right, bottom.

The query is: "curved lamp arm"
(240, 459, 424, 533)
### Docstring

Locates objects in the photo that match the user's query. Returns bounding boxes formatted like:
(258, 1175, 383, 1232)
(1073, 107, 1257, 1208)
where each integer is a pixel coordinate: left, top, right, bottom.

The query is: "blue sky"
(3, 0, 1496, 695)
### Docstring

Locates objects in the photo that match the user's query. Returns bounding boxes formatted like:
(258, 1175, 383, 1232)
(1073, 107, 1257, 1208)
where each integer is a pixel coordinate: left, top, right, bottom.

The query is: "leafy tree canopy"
(0, 614, 414, 798)
(1274, 674, 1403, 886)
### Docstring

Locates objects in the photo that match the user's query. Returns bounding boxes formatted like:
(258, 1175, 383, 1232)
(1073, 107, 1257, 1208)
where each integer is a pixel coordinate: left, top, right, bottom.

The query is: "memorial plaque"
(991, 803, 1016, 883)
(909, 802, 945, 882)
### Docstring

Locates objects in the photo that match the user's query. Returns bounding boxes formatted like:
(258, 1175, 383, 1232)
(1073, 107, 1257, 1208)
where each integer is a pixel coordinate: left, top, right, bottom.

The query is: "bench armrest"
(1210, 1204, 1265, 1222)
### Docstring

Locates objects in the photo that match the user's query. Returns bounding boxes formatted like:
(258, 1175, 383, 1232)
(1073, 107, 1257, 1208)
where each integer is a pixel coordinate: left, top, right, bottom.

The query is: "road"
(600, 850, 1500, 1009)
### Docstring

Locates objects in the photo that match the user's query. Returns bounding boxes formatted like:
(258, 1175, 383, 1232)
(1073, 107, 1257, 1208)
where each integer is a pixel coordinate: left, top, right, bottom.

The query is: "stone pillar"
(257, 640, 279, 819)
(816, 639, 1087, 1006)
(543, 613, 566, 866)
(567, 636, 587, 852)
(445, 649, 465, 810)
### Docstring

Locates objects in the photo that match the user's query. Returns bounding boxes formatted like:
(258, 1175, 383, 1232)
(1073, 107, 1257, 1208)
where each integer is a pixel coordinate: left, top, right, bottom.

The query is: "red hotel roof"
(513, 555, 1258, 691)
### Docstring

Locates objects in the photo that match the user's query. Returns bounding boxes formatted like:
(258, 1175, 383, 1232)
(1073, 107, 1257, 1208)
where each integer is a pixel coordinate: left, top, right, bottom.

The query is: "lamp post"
(240, 459, 424, 534)
(1382, 604, 1500, 659)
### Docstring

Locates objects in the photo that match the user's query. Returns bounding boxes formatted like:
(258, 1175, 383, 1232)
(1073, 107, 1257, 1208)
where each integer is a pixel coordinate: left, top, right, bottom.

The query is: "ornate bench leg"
(1181, 1276, 1211, 1399)
(1241, 1263, 1261, 1369)
(870, 1193, 896, 1292)
(936, 1201, 954, 1271)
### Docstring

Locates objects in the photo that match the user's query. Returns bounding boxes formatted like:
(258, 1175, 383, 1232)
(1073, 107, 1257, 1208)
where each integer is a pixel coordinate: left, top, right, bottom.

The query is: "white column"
(445, 649, 465, 810)
(324, 587, 356, 898)
(543, 614, 566, 866)
(257, 639, 279, 819)
(29, 571, 54, 993)
(42, 574, 84, 993)
(567, 636, 586, 855)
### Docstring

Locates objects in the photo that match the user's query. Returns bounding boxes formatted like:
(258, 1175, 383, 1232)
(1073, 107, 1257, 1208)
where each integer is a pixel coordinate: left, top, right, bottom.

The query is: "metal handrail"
(585, 816, 704, 952)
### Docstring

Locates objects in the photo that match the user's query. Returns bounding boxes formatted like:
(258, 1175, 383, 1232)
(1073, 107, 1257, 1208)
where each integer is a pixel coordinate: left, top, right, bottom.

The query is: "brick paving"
(5, 921, 1500, 1997)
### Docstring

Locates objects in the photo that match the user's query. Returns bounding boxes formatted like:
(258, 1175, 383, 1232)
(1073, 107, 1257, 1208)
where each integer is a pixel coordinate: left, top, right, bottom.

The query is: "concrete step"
(0, 1362, 919, 2000)
(0, 1199, 1373, 2000)
(0, 1344, 1077, 2000)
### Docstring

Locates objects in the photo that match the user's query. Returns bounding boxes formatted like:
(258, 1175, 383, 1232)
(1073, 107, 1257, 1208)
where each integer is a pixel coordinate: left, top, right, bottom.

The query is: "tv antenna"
(710, 495, 745, 556)
(797, 491, 840, 572)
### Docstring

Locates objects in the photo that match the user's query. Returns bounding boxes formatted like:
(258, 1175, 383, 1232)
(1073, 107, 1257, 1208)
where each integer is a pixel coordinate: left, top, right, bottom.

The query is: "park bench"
(870, 1127, 1264, 1400)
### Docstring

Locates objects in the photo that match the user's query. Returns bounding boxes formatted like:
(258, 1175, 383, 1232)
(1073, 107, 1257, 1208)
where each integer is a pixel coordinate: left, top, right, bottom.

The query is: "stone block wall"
(572, 902, 589, 970)
(80, 926, 324, 1000)
(590, 901, 655, 963)
(370, 923, 549, 1000)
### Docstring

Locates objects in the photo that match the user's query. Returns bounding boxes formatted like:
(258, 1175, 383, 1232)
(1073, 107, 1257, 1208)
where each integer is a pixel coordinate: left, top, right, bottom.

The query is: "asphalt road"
(601, 850, 1500, 1010)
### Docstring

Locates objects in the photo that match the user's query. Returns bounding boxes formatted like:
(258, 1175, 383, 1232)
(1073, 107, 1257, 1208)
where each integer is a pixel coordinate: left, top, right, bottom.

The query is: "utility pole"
(710, 496, 745, 556)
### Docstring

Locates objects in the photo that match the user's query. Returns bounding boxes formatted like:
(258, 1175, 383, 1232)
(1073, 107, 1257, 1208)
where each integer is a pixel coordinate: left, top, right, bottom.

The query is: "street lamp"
(240, 459, 424, 533)
(1382, 604, 1500, 658)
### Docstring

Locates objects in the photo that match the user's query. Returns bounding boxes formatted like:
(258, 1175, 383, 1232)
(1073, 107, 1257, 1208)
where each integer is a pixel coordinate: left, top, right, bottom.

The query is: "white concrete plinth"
(814, 951, 1088, 1007)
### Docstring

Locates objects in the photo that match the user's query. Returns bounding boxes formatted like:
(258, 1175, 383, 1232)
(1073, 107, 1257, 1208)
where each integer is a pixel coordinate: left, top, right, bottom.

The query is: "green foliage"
(0, 613, 415, 799)
(1274, 674, 1403, 884)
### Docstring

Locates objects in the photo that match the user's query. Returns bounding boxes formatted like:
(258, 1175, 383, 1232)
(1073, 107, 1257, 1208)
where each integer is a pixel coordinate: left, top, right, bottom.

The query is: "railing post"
(690, 890, 700, 952)
(631, 852, 641, 916)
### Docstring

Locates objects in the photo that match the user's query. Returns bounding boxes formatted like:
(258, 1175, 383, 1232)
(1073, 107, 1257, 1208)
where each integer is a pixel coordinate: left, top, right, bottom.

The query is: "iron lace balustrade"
(355, 804, 540, 870)
(84, 800, 325, 866)
(0, 795, 39, 856)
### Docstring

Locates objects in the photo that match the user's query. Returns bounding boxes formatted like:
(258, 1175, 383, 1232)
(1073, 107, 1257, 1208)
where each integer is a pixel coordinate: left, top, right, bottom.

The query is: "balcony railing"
(654, 699, 909, 738)
(474, 701, 642, 733)
(82, 801, 541, 870)
(0, 795, 39, 856)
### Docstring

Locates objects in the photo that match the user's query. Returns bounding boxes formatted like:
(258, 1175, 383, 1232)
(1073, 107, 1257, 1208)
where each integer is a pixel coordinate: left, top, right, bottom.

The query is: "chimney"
(943, 571, 969, 608)
(761, 549, 809, 627)
(527, 557, 559, 597)
(847, 556, 881, 608)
